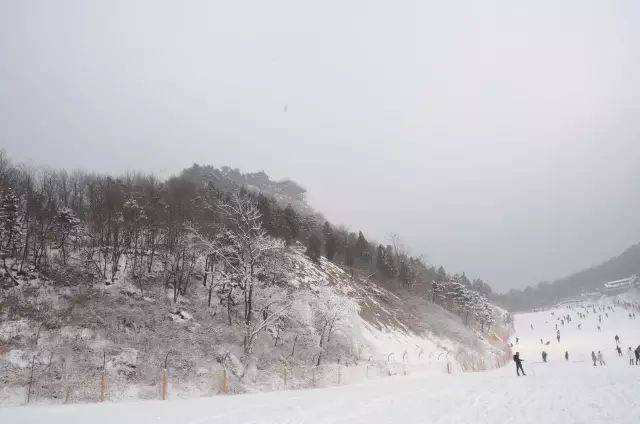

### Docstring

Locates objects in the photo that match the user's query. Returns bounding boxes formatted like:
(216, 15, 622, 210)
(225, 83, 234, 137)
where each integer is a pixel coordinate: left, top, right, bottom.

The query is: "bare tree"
(313, 286, 351, 366)
(192, 194, 287, 354)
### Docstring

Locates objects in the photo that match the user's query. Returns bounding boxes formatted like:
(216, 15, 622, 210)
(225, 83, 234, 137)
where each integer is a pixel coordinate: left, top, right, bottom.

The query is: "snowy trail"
(2, 298, 639, 424)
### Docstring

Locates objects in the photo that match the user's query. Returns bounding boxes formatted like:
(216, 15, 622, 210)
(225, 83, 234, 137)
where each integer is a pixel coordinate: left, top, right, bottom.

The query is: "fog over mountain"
(2, 0, 640, 291)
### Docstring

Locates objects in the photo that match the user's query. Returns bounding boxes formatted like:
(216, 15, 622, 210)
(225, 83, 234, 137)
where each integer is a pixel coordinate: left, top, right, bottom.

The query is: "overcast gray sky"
(1, 0, 639, 292)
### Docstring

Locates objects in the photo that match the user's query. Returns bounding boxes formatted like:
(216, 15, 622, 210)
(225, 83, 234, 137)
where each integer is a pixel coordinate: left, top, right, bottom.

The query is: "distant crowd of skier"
(511, 300, 640, 376)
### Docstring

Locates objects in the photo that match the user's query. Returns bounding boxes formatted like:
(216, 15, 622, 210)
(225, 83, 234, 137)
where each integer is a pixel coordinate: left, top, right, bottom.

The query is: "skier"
(628, 347, 635, 365)
(542, 351, 547, 362)
(565, 351, 569, 361)
(616, 345, 622, 357)
(597, 351, 605, 366)
(513, 352, 526, 376)
(591, 351, 597, 366)
(615, 334, 619, 345)
(515, 337, 519, 344)
(635, 345, 640, 365)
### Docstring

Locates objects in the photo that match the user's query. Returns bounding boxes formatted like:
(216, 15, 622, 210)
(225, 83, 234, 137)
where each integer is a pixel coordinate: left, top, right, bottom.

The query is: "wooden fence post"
(26, 355, 36, 404)
(161, 368, 168, 400)
(162, 351, 171, 400)
(222, 368, 229, 394)
(311, 366, 317, 387)
(99, 352, 106, 402)
(283, 365, 288, 389)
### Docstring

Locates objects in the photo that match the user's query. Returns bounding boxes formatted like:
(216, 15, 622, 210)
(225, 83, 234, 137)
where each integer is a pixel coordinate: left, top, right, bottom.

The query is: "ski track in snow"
(2, 297, 639, 424)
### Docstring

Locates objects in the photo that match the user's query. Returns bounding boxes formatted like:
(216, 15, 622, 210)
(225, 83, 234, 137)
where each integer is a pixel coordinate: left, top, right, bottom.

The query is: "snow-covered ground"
(511, 295, 640, 365)
(2, 296, 639, 423)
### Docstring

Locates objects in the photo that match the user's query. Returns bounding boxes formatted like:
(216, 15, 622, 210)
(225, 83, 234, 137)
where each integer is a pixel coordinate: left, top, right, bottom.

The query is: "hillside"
(0, 151, 510, 406)
(0, 245, 509, 406)
(3, 294, 639, 424)
(497, 243, 640, 311)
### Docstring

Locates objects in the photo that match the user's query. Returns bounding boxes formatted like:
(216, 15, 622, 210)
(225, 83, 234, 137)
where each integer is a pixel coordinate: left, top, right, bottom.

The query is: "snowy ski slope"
(2, 296, 639, 424)
(512, 297, 640, 365)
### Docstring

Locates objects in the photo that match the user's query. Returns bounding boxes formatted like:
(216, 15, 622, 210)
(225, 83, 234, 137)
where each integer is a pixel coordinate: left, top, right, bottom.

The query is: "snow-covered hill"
(2, 293, 638, 424)
(0, 245, 509, 406)
(499, 240, 640, 311)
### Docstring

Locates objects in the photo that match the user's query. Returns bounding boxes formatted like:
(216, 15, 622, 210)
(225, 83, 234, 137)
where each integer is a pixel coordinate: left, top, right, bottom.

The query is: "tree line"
(0, 150, 498, 337)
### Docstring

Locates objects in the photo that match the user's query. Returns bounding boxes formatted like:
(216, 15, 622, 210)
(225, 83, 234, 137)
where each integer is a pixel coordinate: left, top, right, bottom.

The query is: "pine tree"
(431, 280, 445, 303)
(256, 194, 273, 233)
(322, 222, 336, 261)
(306, 234, 322, 263)
(376, 245, 386, 274)
(0, 188, 21, 286)
(54, 207, 81, 265)
(398, 257, 413, 288)
(344, 234, 354, 268)
(356, 231, 369, 261)
(376, 244, 396, 278)
(0, 188, 21, 256)
(281, 205, 299, 245)
(436, 266, 447, 282)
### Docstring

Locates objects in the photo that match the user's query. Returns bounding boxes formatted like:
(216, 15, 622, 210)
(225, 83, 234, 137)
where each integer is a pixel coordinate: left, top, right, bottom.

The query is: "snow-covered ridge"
(0, 244, 508, 407)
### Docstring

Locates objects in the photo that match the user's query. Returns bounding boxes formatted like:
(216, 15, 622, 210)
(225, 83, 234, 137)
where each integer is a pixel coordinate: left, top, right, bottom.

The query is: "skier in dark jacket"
(565, 351, 569, 361)
(541, 351, 548, 362)
(591, 351, 597, 366)
(513, 352, 526, 376)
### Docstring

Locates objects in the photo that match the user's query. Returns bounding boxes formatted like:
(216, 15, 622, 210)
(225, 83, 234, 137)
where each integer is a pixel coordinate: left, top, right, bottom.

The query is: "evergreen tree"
(436, 266, 447, 282)
(306, 233, 322, 263)
(343, 232, 355, 268)
(54, 207, 80, 265)
(356, 231, 369, 261)
(376, 244, 385, 274)
(431, 280, 445, 303)
(376, 244, 396, 278)
(471, 278, 492, 297)
(0, 188, 21, 255)
(322, 222, 336, 261)
(0, 188, 21, 285)
(398, 257, 413, 288)
(282, 204, 299, 245)
(256, 194, 273, 233)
